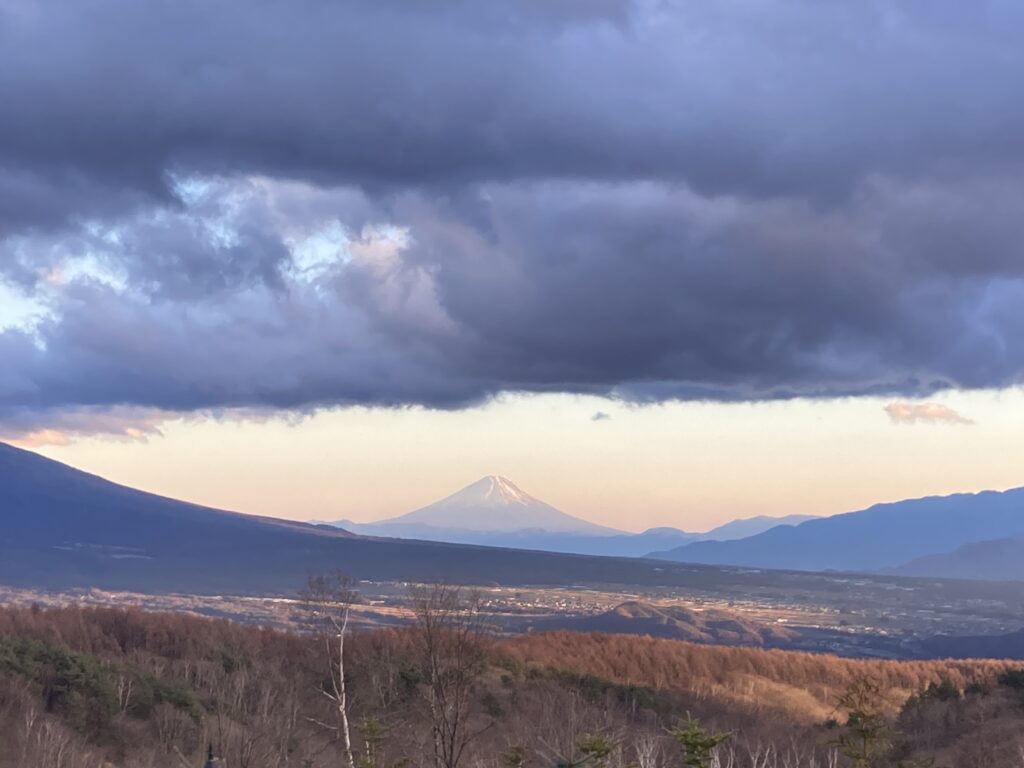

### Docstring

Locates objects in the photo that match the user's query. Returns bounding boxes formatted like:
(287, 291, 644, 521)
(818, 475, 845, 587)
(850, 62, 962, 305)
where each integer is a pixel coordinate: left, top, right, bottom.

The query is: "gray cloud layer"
(3, 1, 1023, 204)
(1, 0, 1024, 431)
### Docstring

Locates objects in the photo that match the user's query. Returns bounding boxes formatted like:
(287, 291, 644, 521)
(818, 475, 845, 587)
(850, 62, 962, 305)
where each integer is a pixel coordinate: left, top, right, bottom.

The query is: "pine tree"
(668, 715, 731, 768)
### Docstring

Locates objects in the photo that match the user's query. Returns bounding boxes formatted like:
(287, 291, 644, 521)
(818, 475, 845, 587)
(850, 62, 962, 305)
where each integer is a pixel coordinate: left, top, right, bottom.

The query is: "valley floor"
(3, 571, 1024, 661)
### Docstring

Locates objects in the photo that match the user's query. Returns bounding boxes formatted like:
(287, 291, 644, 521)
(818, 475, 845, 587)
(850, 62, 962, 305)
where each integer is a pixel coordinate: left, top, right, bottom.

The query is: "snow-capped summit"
(373, 476, 620, 535)
(456, 476, 538, 507)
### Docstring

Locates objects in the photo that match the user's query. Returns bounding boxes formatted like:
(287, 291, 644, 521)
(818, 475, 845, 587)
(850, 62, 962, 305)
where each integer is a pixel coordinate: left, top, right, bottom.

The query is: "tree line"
(1, 578, 1023, 767)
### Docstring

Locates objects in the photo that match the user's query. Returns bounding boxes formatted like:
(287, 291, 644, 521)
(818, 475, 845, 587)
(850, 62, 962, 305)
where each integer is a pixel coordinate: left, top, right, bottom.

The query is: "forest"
(1, 582, 1024, 768)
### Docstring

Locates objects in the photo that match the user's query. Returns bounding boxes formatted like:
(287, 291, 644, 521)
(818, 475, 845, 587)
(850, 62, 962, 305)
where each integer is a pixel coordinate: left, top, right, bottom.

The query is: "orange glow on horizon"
(21, 390, 1024, 533)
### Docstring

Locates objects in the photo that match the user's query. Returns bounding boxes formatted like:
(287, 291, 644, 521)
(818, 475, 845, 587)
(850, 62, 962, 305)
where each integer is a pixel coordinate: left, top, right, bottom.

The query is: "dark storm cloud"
(2, 0, 1024, 209)
(3, 176, 1024, 427)
(2, 0, 1024, 432)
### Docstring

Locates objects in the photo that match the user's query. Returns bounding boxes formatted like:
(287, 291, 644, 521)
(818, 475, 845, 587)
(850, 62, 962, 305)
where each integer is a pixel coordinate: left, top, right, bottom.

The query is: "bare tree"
(115, 673, 135, 714)
(302, 571, 361, 768)
(633, 732, 664, 768)
(409, 583, 493, 768)
(538, 732, 615, 768)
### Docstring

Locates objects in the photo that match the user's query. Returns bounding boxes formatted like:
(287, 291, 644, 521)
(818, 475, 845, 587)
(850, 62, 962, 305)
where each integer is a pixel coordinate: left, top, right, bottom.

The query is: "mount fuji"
(374, 475, 620, 535)
(328, 476, 698, 557)
(329, 476, 823, 557)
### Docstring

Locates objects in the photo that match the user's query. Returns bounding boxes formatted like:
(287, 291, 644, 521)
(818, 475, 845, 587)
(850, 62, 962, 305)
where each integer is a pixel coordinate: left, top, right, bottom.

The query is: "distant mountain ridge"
(893, 535, 1024, 581)
(699, 514, 819, 541)
(650, 487, 1024, 577)
(330, 478, 819, 557)
(0, 441, 836, 594)
(7, 440, 1019, 584)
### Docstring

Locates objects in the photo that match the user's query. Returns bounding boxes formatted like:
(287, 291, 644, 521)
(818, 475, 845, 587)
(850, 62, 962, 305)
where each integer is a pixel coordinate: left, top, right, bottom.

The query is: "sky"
(2, 0, 1024, 531)
(18, 390, 1024, 532)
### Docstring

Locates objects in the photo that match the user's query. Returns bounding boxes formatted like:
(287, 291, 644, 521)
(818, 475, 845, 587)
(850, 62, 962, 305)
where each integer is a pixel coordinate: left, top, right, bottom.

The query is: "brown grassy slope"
(503, 631, 1017, 722)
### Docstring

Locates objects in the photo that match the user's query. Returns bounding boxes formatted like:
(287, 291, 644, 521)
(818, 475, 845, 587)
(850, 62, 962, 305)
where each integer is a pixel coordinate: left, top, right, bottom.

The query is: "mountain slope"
(649, 488, 1024, 575)
(373, 475, 620, 534)
(893, 536, 1024, 581)
(698, 514, 819, 541)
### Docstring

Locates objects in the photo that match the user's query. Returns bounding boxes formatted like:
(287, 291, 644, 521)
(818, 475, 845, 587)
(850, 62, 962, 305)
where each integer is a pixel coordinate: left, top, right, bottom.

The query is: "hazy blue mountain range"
(329, 477, 816, 557)
(3, 441, 1021, 586)
(649, 488, 1024, 575)
(701, 514, 818, 541)
(0, 442, 832, 594)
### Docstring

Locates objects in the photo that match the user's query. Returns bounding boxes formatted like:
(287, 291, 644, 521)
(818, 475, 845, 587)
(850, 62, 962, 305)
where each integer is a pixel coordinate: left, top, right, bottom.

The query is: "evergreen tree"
(668, 715, 731, 768)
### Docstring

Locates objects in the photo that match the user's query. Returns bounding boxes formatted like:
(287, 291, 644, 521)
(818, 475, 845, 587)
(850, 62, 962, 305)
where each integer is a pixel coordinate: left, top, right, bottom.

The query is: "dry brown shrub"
(501, 632, 1016, 722)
